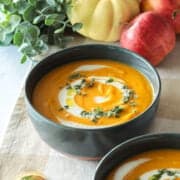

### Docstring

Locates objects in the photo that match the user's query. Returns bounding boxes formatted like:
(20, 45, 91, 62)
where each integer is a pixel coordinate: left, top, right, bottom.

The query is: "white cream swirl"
(58, 76, 132, 118)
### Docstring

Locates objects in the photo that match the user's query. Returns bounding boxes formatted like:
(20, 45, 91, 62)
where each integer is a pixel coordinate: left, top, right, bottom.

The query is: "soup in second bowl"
(32, 59, 153, 128)
(106, 149, 180, 180)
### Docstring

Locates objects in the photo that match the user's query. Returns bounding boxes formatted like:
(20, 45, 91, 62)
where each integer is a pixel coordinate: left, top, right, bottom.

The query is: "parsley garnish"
(122, 89, 135, 103)
(80, 106, 123, 123)
(148, 169, 180, 180)
(68, 73, 83, 80)
(85, 78, 95, 88)
(64, 105, 69, 109)
(106, 78, 114, 83)
(66, 78, 95, 95)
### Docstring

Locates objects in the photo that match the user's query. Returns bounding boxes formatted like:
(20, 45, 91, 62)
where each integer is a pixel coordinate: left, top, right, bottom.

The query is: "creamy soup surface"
(32, 59, 153, 128)
(106, 149, 180, 180)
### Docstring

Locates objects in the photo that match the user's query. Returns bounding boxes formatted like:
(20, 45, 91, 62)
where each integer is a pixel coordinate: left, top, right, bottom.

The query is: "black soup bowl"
(94, 133, 180, 179)
(25, 44, 161, 160)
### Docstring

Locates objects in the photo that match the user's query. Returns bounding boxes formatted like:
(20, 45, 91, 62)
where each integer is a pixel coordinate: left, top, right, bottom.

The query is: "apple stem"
(172, 9, 180, 19)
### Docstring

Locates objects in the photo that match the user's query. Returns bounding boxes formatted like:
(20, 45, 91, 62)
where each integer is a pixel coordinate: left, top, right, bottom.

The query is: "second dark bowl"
(94, 133, 180, 179)
(25, 44, 161, 159)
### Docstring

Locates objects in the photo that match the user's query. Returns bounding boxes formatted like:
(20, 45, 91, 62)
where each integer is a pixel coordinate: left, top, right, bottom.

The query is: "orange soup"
(107, 149, 180, 180)
(32, 59, 153, 128)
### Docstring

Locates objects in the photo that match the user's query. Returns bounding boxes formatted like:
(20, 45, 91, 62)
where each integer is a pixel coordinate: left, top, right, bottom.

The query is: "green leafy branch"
(0, 0, 82, 63)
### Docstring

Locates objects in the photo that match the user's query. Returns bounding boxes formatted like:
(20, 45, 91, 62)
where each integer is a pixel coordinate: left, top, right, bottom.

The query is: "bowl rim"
(25, 43, 161, 131)
(94, 132, 180, 179)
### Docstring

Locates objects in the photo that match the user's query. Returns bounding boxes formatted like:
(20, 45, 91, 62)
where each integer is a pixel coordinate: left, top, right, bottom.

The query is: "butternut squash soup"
(32, 59, 153, 128)
(17, 172, 45, 180)
(106, 149, 180, 180)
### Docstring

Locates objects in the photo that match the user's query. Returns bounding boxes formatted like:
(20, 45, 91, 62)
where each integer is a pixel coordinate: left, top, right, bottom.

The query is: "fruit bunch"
(68, 0, 179, 66)
(0, 0, 179, 65)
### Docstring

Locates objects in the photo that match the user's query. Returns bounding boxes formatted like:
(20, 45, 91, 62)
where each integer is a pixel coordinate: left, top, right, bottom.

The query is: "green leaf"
(9, 15, 21, 28)
(72, 23, 82, 32)
(56, 5, 62, 12)
(20, 54, 27, 64)
(45, 14, 59, 26)
(0, 32, 13, 45)
(0, 14, 21, 33)
(0, 0, 11, 5)
(34, 39, 48, 52)
(13, 31, 23, 46)
(16, 22, 40, 43)
(54, 26, 65, 34)
(58, 13, 66, 21)
(28, 25, 40, 40)
(40, 6, 55, 15)
(23, 6, 37, 22)
(33, 15, 44, 24)
(3, 3, 16, 13)
(46, 0, 56, 7)
(28, 0, 37, 6)
(14, 0, 29, 14)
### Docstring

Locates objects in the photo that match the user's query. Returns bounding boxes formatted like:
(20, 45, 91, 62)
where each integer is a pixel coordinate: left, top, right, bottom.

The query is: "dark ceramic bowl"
(94, 133, 180, 179)
(25, 44, 161, 160)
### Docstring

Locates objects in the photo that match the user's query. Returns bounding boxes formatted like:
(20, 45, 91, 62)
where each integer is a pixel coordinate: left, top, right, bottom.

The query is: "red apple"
(174, 10, 180, 33)
(141, 0, 180, 33)
(120, 12, 176, 66)
(159, 10, 180, 34)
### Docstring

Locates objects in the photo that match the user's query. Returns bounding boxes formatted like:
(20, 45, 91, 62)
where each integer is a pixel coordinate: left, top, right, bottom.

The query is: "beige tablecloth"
(0, 36, 180, 180)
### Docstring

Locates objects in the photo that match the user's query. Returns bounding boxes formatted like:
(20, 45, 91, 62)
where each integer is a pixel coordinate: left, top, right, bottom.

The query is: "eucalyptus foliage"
(0, 0, 82, 63)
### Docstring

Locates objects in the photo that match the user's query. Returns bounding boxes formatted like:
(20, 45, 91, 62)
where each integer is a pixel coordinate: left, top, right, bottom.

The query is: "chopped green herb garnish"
(81, 108, 103, 123)
(66, 84, 72, 90)
(64, 105, 69, 109)
(122, 85, 128, 89)
(123, 89, 135, 103)
(81, 78, 86, 84)
(80, 106, 123, 123)
(80, 111, 89, 117)
(93, 107, 104, 118)
(106, 78, 114, 83)
(74, 84, 82, 90)
(110, 106, 123, 118)
(85, 78, 95, 88)
(68, 73, 83, 80)
(148, 169, 180, 180)
(65, 78, 96, 96)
